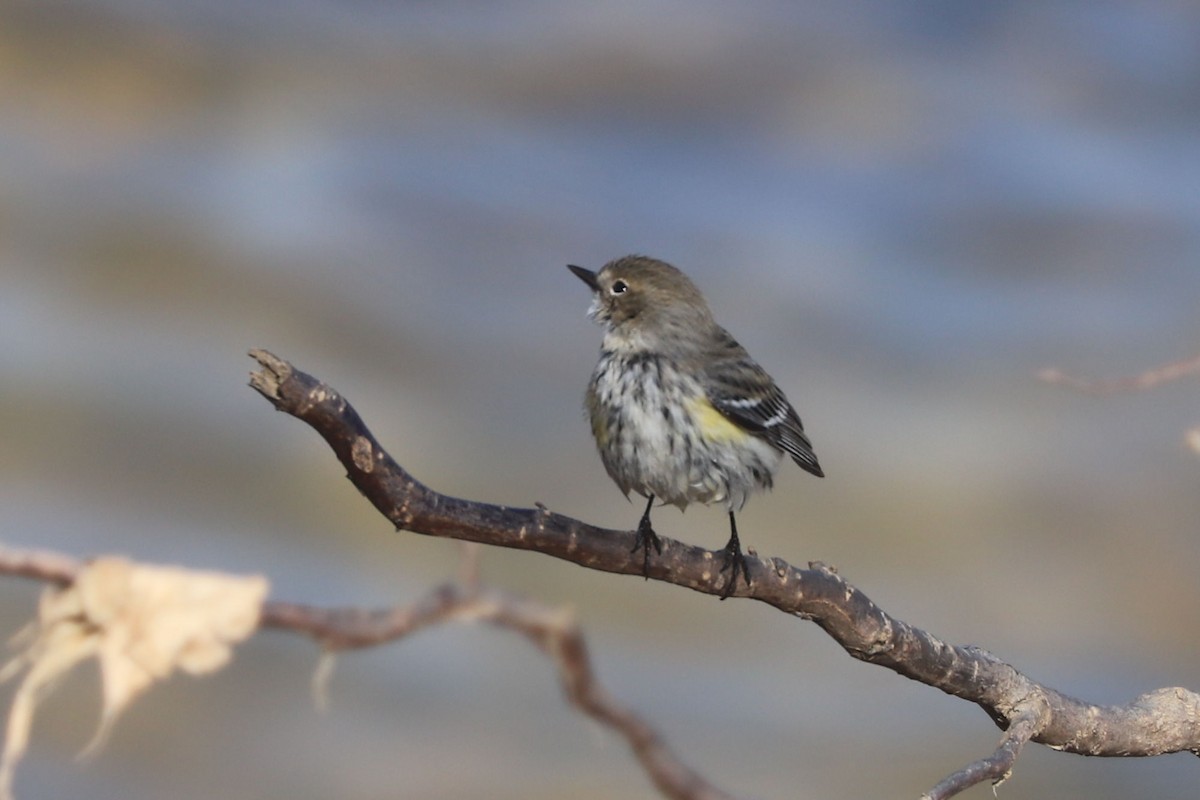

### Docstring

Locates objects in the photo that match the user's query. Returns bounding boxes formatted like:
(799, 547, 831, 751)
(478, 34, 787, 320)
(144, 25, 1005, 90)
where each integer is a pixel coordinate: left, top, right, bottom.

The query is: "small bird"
(568, 255, 823, 598)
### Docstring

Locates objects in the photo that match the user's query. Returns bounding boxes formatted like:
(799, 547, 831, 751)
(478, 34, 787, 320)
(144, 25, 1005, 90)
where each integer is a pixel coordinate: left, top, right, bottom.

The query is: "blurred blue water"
(2, 2, 1200, 799)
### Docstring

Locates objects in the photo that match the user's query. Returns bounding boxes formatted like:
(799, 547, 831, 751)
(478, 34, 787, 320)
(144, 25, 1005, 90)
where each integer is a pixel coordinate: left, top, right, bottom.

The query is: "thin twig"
(0, 543, 736, 800)
(1038, 352, 1200, 395)
(922, 701, 1046, 800)
(0, 545, 80, 586)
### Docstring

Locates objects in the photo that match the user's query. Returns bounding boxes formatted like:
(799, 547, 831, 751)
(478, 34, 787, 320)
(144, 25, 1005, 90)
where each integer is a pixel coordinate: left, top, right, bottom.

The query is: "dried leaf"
(0, 558, 268, 800)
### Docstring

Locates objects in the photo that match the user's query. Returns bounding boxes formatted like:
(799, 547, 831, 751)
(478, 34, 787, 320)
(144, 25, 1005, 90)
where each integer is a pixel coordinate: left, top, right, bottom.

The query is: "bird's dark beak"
(567, 264, 600, 292)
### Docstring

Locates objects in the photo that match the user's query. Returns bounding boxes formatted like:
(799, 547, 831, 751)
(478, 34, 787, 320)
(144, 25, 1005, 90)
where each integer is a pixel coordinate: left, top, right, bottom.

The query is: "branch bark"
(246, 349, 1200, 797)
(0, 544, 735, 800)
(1038, 351, 1200, 394)
(262, 582, 735, 800)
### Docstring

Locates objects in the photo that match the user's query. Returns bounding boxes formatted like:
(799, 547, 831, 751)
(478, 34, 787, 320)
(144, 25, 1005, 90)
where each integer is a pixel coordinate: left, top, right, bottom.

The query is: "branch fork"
(246, 348, 1200, 797)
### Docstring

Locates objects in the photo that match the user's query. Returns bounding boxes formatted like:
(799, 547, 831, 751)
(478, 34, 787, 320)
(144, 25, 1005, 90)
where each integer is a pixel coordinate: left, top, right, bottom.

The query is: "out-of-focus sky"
(3, 2, 1200, 798)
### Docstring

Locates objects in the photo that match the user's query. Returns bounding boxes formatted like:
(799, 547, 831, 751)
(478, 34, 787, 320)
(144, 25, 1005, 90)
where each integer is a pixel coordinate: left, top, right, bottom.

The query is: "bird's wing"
(703, 329, 824, 478)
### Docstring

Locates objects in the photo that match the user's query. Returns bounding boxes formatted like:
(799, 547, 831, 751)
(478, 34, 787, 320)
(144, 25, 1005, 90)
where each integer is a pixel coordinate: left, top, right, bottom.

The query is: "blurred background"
(3, 1, 1200, 798)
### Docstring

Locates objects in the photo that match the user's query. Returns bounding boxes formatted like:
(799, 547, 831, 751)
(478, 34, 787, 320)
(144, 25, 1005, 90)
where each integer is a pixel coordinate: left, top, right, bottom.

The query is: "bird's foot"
(718, 540, 750, 600)
(631, 515, 662, 579)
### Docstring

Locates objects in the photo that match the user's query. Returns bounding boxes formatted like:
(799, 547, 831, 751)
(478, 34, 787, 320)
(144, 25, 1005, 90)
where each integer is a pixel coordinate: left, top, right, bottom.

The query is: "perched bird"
(568, 255, 823, 597)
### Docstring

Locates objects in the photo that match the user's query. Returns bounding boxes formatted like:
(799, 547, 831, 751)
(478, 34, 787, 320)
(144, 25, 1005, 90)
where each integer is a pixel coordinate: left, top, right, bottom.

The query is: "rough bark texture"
(247, 349, 1200, 797)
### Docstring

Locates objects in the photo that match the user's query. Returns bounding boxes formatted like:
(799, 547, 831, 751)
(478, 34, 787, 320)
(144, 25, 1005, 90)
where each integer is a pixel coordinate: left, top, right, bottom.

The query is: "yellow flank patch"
(591, 415, 609, 446)
(687, 396, 749, 443)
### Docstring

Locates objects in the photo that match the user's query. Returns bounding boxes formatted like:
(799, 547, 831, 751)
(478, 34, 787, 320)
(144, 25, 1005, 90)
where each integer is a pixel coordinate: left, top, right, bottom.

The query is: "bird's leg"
(718, 512, 750, 599)
(631, 494, 662, 578)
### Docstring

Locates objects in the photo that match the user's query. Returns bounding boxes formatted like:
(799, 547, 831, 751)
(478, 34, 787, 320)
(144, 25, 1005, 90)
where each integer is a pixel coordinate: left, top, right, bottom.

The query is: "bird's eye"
(610, 280, 628, 295)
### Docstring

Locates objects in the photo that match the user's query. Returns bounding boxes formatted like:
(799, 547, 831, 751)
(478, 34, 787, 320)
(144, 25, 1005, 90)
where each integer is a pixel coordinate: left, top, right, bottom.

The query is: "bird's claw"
(718, 542, 750, 599)
(631, 516, 662, 579)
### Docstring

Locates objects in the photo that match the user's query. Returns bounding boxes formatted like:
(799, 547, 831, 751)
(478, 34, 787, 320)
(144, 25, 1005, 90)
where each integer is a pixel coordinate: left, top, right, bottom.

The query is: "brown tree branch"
(1038, 351, 1200, 394)
(262, 587, 734, 799)
(246, 348, 1200, 797)
(0, 546, 81, 586)
(921, 704, 1042, 800)
(0, 544, 736, 800)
